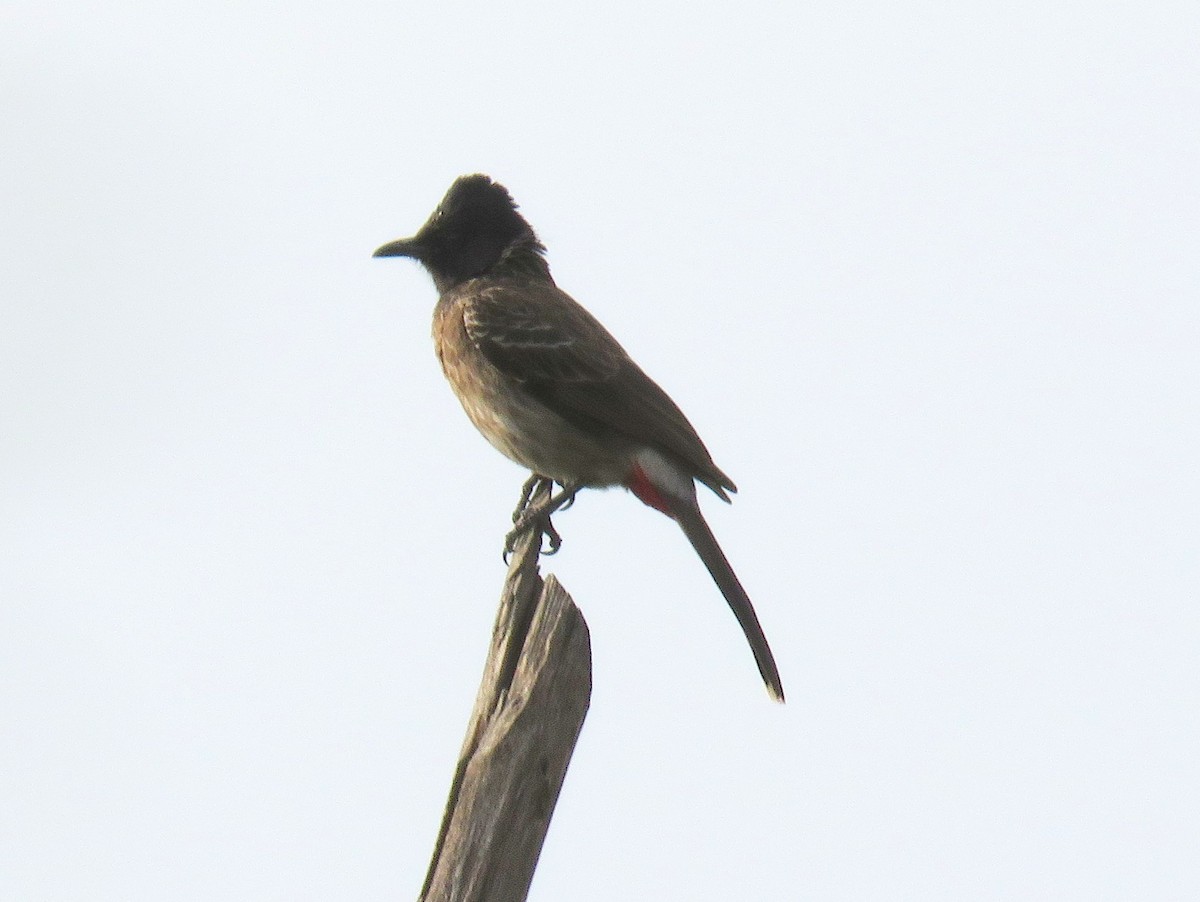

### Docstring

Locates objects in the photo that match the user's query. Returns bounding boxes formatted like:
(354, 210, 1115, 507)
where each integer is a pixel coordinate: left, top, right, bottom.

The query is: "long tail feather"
(672, 500, 785, 702)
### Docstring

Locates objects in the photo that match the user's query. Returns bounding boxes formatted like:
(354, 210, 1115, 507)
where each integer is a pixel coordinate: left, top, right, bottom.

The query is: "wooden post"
(419, 482, 592, 902)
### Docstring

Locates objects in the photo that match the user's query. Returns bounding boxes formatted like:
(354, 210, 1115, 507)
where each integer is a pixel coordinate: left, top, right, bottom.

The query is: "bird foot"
(502, 477, 579, 562)
(502, 514, 563, 561)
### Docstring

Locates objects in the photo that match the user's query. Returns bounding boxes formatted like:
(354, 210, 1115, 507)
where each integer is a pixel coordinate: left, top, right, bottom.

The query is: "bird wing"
(461, 280, 736, 496)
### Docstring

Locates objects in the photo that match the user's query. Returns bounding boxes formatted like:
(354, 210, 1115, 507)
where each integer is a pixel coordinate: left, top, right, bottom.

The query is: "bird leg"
(511, 473, 545, 522)
(504, 477, 579, 560)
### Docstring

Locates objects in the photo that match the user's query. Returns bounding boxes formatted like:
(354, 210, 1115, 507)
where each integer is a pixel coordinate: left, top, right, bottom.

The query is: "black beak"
(373, 237, 421, 258)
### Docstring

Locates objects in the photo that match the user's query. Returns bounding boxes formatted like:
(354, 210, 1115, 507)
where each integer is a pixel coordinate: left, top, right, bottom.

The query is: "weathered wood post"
(419, 481, 592, 902)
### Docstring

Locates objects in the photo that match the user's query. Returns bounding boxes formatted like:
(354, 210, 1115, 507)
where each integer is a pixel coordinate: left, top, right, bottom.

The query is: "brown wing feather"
(462, 280, 736, 496)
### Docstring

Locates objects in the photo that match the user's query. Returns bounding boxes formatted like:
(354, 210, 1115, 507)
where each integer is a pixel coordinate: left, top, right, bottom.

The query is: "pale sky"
(3, 2, 1198, 899)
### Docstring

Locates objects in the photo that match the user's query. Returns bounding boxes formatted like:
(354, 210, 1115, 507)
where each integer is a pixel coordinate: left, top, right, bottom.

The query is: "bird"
(374, 174, 784, 701)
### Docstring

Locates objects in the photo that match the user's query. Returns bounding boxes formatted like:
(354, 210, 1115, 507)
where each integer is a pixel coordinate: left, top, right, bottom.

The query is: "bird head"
(374, 174, 543, 293)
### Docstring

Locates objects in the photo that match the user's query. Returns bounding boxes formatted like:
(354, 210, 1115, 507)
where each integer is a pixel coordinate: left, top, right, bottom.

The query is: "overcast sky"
(3, 2, 1198, 899)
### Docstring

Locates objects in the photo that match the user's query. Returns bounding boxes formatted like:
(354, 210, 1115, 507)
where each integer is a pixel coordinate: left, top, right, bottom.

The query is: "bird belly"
(461, 384, 629, 487)
(437, 334, 630, 488)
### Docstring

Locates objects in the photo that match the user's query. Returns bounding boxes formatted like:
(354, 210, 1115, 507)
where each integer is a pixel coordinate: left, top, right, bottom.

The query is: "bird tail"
(671, 499, 785, 702)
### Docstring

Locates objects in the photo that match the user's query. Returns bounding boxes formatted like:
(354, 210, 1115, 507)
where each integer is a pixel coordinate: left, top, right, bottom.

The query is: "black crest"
(379, 174, 545, 292)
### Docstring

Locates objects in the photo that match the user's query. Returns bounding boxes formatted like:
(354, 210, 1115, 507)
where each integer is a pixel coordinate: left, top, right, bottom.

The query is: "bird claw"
(540, 519, 563, 554)
(502, 477, 577, 561)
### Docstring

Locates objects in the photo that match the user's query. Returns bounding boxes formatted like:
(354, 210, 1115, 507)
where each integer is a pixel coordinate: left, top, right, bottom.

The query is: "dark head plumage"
(374, 174, 547, 293)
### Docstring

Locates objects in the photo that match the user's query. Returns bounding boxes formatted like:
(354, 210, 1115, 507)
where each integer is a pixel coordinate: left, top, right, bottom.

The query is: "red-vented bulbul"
(374, 174, 784, 701)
